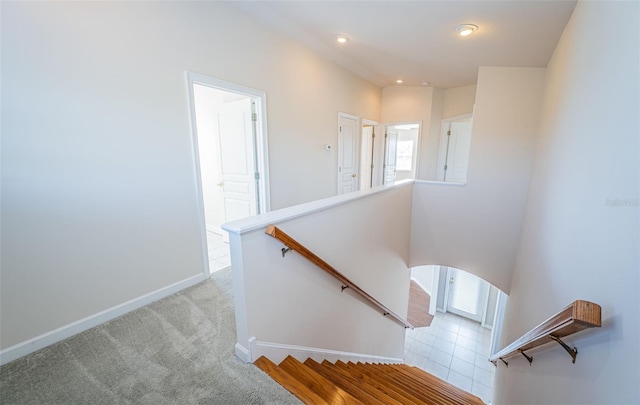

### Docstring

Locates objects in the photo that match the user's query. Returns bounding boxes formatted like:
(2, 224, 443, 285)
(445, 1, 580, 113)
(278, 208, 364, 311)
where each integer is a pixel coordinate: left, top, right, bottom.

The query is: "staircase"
(255, 356, 485, 404)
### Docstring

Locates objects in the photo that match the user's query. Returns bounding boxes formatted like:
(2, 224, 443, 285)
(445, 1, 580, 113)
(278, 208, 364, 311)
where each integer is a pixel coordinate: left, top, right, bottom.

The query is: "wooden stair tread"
(391, 364, 484, 404)
(368, 363, 461, 405)
(345, 361, 427, 405)
(254, 356, 329, 405)
(333, 361, 421, 405)
(306, 358, 404, 405)
(255, 356, 486, 405)
(279, 356, 364, 405)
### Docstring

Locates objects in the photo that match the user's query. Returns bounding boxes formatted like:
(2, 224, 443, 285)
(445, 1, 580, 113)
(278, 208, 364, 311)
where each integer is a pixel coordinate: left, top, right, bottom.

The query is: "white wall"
(226, 183, 414, 360)
(424, 88, 446, 180)
(410, 67, 546, 293)
(0, 1, 380, 354)
(411, 265, 435, 295)
(493, 2, 640, 404)
(443, 85, 477, 119)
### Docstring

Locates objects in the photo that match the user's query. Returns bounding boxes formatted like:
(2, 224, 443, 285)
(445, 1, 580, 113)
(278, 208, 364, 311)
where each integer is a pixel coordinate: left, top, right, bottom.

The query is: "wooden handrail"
(265, 225, 414, 329)
(489, 300, 601, 366)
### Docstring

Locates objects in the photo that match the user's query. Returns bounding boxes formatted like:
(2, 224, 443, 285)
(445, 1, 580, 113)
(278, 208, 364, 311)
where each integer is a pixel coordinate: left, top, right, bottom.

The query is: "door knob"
(352, 173, 357, 178)
(217, 182, 224, 187)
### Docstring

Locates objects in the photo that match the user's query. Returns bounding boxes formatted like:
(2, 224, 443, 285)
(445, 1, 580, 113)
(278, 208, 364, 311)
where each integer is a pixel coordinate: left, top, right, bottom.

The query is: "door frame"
(186, 71, 271, 277)
(360, 118, 379, 190)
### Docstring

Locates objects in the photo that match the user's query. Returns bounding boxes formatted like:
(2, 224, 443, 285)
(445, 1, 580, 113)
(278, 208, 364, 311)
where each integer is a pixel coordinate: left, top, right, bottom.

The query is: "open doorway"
(383, 122, 421, 184)
(187, 72, 270, 275)
(357, 121, 421, 189)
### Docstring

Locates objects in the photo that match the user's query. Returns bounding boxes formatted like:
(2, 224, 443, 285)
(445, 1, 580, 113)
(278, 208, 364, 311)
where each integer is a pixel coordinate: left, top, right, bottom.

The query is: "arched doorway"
(405, 265, 506, 404)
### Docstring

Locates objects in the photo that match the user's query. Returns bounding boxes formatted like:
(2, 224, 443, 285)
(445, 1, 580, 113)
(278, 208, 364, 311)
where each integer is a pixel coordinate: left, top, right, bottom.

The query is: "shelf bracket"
(341, 285, 350, 292)
(499, 358, 508, 367)
(518, 349, 533, 365)
(549, 335, 578, 363)
(281, 246, 292, 257)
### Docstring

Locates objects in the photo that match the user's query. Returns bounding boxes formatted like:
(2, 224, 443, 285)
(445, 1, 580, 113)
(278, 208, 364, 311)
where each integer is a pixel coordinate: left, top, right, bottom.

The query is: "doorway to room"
(187, 72, 270, 275)
(357, 120, 421, 191)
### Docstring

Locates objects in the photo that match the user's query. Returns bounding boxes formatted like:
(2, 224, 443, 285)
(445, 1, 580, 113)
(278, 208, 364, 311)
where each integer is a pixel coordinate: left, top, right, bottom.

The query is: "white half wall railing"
(222, 180, 414, 364)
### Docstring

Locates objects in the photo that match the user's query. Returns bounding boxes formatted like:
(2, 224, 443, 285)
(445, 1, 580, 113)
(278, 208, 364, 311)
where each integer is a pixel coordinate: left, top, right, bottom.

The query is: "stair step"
(392, 364, 483, 403)
(254, 356, 329, 404)
(361, 362, 461, 405)
(344, 361, 426, 404)
(279, 356, 364, 404)
(331, 360, 416, 404)
(305, 358, 404, 405)
(255, 356, 485, 405)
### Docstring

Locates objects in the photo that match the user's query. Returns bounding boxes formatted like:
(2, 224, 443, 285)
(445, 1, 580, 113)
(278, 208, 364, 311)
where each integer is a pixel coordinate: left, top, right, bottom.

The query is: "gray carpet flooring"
(0, 268, 300, 404)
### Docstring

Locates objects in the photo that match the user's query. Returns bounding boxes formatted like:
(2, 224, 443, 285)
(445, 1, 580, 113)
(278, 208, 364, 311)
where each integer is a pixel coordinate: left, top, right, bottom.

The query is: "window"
(396, 140, 414, 171)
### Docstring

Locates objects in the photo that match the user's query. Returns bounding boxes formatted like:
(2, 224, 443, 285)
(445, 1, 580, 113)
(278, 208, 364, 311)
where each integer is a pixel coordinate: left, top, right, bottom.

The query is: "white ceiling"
(231, 1, 577, 89)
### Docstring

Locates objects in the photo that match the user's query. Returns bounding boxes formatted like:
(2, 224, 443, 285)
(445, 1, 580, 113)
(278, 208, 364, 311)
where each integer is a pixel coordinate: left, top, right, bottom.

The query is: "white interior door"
(446, 267, 489, 322)
(383, 126, 398, 184)
(338, 113, 359, 194)
(216, 98, 257, 224)
(437, 118, 473, 182)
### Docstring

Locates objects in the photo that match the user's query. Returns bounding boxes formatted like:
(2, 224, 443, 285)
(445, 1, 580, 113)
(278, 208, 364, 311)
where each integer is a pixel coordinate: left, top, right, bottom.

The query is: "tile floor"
(405, 312, 496, 404)
(206, 231, 231, 273)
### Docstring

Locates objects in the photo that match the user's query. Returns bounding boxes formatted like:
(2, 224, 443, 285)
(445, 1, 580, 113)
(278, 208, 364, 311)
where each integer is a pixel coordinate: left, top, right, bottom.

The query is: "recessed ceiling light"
(455, 24, 479, 37)
(396, 79, 403, 84)
(335, 34, 350, 43)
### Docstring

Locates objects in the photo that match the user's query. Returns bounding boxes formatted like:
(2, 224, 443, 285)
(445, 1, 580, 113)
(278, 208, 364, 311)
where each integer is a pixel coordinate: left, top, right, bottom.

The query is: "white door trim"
(360, 118, 378, 190)
(186, 71, 271, 278)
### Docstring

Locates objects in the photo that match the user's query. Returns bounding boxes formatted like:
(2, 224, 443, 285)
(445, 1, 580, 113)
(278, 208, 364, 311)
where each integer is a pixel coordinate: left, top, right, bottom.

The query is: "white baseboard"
(246, 338, 404, 365)
(235, 341, 251, 363)
(0, 273, 206, 366)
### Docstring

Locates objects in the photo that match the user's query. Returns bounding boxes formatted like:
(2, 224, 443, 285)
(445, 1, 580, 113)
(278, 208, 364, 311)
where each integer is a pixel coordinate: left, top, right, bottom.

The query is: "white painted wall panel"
(493, 2, 640, 404)
(409, 67, 546, 293)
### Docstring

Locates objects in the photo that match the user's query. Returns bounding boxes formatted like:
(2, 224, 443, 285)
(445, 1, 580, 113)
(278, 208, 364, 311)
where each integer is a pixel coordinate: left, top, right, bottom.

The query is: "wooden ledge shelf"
(489, 300, 601, 366)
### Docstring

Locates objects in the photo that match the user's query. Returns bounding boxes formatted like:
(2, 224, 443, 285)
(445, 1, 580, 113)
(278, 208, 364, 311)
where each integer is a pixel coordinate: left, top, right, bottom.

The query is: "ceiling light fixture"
(422, 81, 431, 86)
(455, 24, 479, 37)
(335, 34, 350, 43)
(396, 79, 403, 84)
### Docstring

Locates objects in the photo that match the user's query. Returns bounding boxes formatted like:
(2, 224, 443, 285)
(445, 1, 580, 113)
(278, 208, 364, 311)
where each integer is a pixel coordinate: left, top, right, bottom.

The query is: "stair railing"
(265, 224, 414, 329)
(489, 300, 601, 367)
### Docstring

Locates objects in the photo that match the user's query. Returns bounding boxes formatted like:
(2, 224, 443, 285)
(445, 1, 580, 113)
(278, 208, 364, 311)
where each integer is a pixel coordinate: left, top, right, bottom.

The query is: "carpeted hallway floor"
(0, 268, 300, 405)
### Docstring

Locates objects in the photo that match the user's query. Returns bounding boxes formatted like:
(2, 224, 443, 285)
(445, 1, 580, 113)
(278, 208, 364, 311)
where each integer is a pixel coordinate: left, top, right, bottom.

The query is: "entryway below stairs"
(405, 312, 495, 403)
